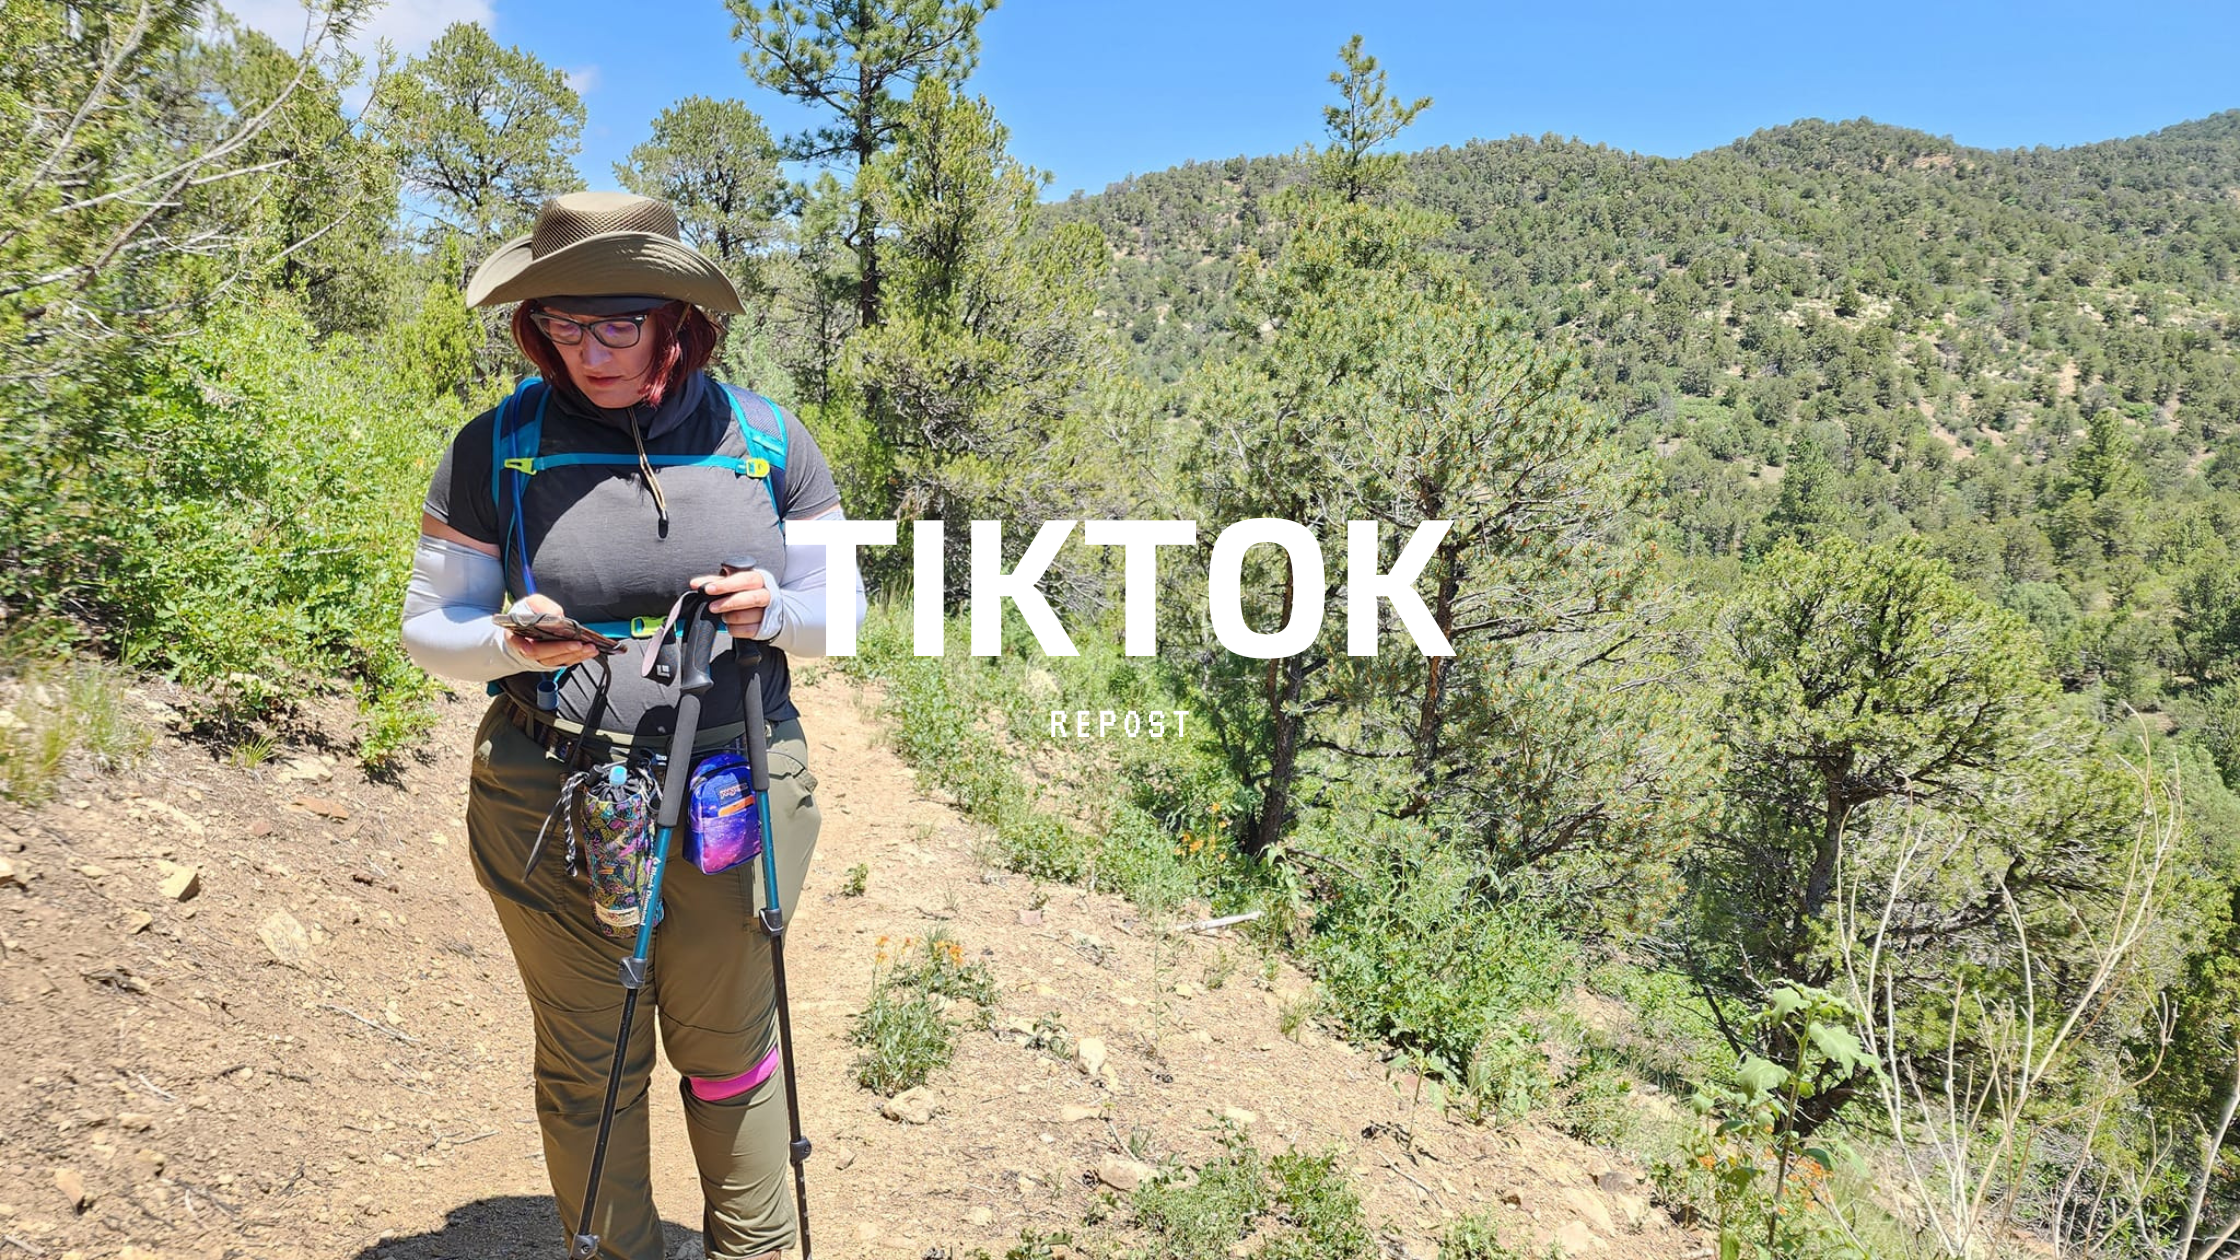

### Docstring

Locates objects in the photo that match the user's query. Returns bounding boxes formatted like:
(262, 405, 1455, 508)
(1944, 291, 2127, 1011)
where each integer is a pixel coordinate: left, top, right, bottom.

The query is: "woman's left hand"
(693, 567, 774, 641)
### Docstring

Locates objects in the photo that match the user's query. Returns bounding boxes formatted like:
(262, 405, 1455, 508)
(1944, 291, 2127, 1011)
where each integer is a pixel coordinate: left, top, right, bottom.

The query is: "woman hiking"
(400, 191, 856, 1260)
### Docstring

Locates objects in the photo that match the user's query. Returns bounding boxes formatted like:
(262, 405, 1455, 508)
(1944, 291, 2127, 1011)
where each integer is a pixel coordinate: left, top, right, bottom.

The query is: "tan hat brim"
(465, 230, 745, 314)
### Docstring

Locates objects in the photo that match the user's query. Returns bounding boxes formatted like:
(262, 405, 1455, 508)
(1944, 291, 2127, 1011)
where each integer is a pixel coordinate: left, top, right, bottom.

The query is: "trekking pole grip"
(676, 592, 722, 697)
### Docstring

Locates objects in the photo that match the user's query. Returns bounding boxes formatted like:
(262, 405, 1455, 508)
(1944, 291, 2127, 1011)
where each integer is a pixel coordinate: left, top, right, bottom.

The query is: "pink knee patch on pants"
(688, 1047, 781, 1102)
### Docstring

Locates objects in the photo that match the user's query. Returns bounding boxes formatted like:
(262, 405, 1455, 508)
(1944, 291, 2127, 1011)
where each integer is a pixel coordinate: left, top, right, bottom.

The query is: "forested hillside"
(1056, 110, 2240, 785)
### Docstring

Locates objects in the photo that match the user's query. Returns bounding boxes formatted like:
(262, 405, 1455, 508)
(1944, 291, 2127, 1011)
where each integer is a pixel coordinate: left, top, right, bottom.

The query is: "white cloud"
(225, 0, 497, 60)
(565, 65, 601, 95)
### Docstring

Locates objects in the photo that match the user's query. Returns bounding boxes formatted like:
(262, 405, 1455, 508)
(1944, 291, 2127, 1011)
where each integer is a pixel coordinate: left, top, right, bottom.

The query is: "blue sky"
(294, 0, 2240, 198)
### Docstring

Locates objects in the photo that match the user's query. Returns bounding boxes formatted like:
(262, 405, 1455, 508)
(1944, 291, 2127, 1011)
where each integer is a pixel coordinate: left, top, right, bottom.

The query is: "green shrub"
(1558, 1054, 1637, 1148)
(840, 602, 1264, 917)
(848, 930, 1002, 1094)
(1128, 1126, 1269, 1260)
(1260, 1147, 1373, 1259)
(1308, 823, 1575, 1121)
(848, 982, 954, 1095)
(1441, 1213, 1524, 1260)
(889, 926, 999, 1008)
(1123, 1128, 1377, 1260)
(0, 291, 461, 770)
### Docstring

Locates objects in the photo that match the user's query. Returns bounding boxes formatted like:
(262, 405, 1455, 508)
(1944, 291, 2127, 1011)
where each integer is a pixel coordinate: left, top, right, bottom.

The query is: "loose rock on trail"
(0, 672, 1699, 1258)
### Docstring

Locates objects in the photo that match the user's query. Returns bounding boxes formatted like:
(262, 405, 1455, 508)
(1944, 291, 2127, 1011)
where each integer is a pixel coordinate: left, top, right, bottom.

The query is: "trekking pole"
(722, 557, 815, 1259)
(569, 591, 723, 1260)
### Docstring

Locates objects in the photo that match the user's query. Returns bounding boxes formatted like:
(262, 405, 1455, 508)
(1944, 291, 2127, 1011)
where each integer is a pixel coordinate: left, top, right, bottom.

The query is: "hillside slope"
(1, 675, 1700, 1259)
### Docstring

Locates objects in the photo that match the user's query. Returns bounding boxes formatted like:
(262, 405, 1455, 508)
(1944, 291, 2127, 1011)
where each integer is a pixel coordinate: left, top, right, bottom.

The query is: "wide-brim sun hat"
(465, 191, 745, 315)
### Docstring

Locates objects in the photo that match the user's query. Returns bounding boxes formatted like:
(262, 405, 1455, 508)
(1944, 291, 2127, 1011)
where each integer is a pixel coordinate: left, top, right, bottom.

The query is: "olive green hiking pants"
(467, 699, 821, 1260)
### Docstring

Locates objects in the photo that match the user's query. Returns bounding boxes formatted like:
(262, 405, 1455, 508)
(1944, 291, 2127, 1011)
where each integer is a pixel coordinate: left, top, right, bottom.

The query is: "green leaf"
(1806, 1021, 1870, 1077)
(1762, 986, 1807, 1022)
(1735, 1055, 1789, 1100)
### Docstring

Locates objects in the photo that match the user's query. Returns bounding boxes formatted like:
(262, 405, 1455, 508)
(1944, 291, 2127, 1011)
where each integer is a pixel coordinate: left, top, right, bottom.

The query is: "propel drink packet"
(685, 751, 763, 875)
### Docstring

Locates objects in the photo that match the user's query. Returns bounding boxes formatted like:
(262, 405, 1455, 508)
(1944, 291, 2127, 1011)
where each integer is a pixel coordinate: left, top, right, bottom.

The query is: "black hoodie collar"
(550, 370, 709, 443)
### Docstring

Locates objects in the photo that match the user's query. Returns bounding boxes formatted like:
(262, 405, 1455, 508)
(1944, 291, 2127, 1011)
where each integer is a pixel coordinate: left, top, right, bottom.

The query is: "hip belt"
(507, 701, 750, 768)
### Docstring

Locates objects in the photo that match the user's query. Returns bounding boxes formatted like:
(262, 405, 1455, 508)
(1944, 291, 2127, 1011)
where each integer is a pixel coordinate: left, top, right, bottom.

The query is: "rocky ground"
(0, 672, 1704, 1259)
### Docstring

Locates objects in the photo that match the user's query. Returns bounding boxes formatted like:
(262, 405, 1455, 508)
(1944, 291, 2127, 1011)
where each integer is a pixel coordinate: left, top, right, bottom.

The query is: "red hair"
(511, 301, 725, 409)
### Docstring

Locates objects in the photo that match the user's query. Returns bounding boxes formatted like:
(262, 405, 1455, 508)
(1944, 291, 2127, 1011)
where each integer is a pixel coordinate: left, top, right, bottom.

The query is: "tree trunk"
(1410, 530, 1463, 797)
(1255, 569, 1305, 854)
(853, 62, 880, 330)
(1258, 652, 1306, 855)
(1794, 763, 1853, 979)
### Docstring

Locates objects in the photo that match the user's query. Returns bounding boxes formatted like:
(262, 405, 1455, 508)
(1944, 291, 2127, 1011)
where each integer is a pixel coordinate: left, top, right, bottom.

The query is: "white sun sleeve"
(751, 506, 868, 660)
(400, 534, 548, 682)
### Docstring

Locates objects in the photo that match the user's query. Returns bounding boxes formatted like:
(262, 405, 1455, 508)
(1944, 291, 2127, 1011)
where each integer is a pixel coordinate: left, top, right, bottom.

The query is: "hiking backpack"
(488, 376, 791, 642)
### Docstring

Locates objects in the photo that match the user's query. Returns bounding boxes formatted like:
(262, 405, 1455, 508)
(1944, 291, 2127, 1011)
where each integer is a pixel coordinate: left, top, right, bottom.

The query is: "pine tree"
(727, 0, 997, 329)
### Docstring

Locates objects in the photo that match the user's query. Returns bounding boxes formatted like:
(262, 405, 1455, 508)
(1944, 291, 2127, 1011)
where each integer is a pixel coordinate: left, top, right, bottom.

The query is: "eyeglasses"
(529, 309, 652, 349)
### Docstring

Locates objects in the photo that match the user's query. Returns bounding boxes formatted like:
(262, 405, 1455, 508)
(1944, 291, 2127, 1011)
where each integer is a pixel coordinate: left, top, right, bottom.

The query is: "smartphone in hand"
(491, 609, 625, 654)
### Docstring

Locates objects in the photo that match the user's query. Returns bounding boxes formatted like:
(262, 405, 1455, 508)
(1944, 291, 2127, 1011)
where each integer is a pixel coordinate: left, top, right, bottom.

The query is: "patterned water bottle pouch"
(536, 763, 666, 939)
(684, 751, 763, 876)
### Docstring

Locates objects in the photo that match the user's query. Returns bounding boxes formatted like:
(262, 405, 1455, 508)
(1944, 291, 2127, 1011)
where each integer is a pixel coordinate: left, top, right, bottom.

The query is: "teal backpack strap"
(720, 383, 789, 523)
(491, 377, 548, 599)
(486, 377, 545, 699)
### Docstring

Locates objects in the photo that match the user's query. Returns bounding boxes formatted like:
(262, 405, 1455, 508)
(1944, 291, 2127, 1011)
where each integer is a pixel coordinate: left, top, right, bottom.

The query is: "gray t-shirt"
(424, 372, 841, 739)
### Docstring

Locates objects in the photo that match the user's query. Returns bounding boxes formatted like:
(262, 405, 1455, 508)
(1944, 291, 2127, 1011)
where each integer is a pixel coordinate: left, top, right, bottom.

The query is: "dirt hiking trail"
(1, 672, 1702, 1260)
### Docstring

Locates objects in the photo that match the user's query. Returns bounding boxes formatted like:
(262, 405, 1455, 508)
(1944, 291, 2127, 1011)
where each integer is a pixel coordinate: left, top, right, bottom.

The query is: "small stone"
(247, 819, 274, 838)
(1059, 1104, 1101, 1123)
(144, 800, 205, 836)
(1220, 1107, 1257, 1127)
(258, 910, 312, 968)
(1073, 1037, 1106, 1077)
(832, 1147, 857, 1171)
(117, 1113, 155, 1132)
(156, 860, 200, 902)
(1561, 1188, 1614, 1234)
(1551, 1220, 1603, 1254)
(427, 831, 449, 847)
(122, 910, 154, 935)
(131, 1149, 167, 1178)
(967, 1206, 994, 1227)
(293, 796, 348, 821)
(881, 1086, 935, 1125)
(1595, 1169, 1633, 1194)
(1016, 908, 1042, 926)
(281, 758, 332, 784)
(853, 1220, 880, 1244)
(53, 1167, 91, 1212)
(1172, 981, 1197, 997)
(1096, 1155, 1157, 1192)
(0, 856, 18, 887)
(78, 864, 111, 880)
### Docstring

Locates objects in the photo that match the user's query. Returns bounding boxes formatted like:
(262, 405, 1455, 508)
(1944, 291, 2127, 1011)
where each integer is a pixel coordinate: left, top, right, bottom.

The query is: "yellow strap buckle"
(629, 616, 663, 638)
(502, 457, 536, 474)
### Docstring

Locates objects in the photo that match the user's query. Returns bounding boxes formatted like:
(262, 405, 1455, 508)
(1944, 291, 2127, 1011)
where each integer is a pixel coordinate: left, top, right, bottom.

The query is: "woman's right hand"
(504, 593, 603, 670)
